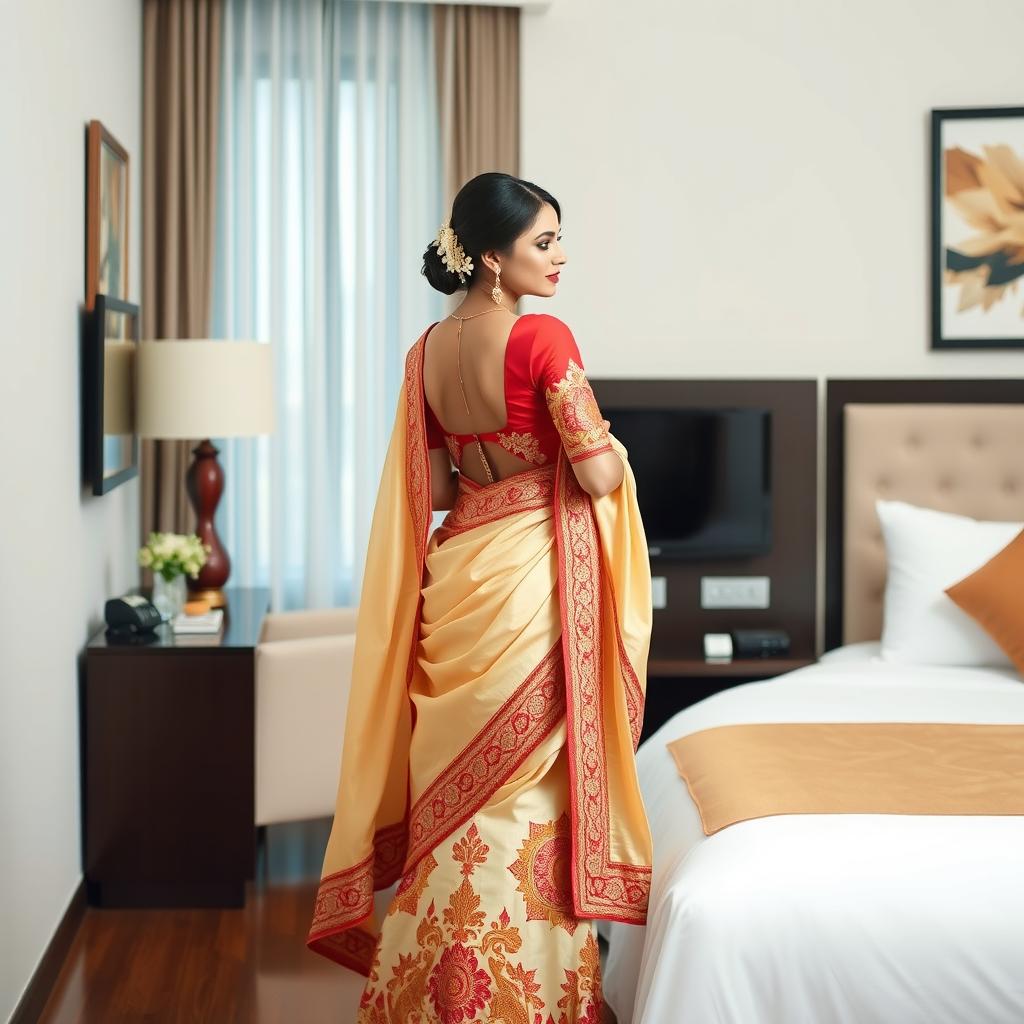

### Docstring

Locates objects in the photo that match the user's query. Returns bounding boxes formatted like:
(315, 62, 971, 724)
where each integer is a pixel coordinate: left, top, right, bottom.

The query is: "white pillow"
(875, 499, 1023, 667)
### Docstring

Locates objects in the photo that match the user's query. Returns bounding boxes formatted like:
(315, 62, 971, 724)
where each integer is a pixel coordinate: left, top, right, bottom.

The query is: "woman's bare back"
(422, 310, 539, 485)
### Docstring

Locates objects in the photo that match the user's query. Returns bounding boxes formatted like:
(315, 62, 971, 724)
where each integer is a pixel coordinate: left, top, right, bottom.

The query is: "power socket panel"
(700, 576, 770, 609)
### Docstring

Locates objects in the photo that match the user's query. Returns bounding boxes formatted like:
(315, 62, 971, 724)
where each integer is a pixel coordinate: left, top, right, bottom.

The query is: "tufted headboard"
(842, 403, 1024, 644)
(825, 383, 1024, 651)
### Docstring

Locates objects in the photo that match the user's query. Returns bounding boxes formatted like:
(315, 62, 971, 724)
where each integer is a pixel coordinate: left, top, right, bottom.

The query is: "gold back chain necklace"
(446, 306, 515, 485)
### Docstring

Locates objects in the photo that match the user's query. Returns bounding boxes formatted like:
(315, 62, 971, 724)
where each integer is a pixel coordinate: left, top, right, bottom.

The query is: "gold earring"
(491, 264, 503, 306)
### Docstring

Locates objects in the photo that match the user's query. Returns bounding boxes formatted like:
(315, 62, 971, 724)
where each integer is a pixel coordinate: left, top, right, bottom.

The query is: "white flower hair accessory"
(430, 218, 474, 284)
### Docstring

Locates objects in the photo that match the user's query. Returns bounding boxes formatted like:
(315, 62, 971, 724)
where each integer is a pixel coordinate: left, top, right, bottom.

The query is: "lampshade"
(135, 339, 274, 438)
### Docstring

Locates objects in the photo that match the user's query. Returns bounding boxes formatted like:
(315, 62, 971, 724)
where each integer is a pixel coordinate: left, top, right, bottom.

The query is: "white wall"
(521, 0, 1024, 377)
(0, 0, 141, 1019)
(520, 0, 1024, 647)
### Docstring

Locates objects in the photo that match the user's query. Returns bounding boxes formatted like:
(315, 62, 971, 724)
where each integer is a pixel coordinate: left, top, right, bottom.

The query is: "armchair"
(254, 607, 358, 826)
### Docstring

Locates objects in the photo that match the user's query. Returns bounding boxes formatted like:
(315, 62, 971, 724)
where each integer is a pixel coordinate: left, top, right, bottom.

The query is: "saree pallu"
(307, 329, 653, 1022)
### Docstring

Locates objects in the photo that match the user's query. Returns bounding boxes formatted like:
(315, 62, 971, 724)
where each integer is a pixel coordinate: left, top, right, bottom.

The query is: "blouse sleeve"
(529, 315, 614, 464)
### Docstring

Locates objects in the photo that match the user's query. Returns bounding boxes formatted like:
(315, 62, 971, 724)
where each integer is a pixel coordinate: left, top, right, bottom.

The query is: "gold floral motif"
(497, 429, 548, 465)
(444, 434, 463, 466)
(508, 812, 579, 935)
(389, 852, 438, 917)
(557, 932, 602, 1023)
(544, 360, 612, 463)
(357, 819, 605, 1024)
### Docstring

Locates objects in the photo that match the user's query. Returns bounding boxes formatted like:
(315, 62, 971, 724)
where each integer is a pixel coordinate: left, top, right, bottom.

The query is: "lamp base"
(188, 586, 227, 609)
(186, 439, 233, 601)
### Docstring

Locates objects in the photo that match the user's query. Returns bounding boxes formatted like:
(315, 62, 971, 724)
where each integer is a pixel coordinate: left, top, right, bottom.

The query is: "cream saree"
(307, 327, 653, 1022)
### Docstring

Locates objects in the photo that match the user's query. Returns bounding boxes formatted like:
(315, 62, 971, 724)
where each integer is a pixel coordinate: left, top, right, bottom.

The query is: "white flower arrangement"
(137, 531, 212, 582)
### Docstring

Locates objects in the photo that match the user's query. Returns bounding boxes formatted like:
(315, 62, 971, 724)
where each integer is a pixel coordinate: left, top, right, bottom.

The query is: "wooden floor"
(38, 819, 615, 1023)
(39, 820, 366, 1023)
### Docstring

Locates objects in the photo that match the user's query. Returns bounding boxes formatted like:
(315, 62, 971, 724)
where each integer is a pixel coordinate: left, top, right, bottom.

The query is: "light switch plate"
(651, 576, 667, 609)
(700, 576, 770, 609)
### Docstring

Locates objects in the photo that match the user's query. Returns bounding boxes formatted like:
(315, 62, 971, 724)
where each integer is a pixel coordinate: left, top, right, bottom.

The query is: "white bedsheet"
(601, 646, 1024, 1024)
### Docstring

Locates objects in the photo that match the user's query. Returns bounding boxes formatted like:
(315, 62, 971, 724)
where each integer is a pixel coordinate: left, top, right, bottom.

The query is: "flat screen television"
(601, 406, 772, 559)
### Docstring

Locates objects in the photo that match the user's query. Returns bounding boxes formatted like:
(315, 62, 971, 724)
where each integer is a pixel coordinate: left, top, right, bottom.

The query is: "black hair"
(420, 172, 561, 295)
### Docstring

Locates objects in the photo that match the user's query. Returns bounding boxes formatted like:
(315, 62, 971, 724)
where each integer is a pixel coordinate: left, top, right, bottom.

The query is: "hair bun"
(421, 238, 461, 295)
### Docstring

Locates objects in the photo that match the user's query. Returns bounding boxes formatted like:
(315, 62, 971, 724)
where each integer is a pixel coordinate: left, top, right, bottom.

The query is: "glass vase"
(152, 572, 187, 621)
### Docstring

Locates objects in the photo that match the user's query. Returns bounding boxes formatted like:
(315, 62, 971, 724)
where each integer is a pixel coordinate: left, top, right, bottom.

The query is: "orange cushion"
(944, 528, 1024, 675)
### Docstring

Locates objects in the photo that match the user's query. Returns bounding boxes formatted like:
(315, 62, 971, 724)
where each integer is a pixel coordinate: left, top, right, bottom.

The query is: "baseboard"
(10, 878, 86, 1024)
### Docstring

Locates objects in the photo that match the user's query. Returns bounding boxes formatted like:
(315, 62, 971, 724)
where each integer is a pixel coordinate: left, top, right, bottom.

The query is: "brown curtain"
(140, 0, 224, 560)
(432, 4, 520, 208)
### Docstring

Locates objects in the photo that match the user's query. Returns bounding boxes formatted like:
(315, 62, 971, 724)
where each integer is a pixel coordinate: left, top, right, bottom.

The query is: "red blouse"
(423, 312, 614, 469)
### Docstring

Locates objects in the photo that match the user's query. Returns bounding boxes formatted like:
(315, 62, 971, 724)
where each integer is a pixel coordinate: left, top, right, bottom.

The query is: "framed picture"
(83, 294, 140, 495)
(86, 119, 130, 313)
(931, 105, 1024, 349)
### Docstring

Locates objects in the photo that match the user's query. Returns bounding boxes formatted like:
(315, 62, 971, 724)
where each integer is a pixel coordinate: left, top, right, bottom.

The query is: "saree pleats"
(307, 328, 653, 1016)
(358, 469, 606, 1022)
(413, 472, 562, 778)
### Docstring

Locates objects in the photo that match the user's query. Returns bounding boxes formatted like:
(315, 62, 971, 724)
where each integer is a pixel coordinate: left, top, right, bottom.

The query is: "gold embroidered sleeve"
(544, 359, 613, 464)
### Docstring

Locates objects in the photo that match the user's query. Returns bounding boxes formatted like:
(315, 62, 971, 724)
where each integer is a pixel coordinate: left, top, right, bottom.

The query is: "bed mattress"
(600, 644, 1024, 1023)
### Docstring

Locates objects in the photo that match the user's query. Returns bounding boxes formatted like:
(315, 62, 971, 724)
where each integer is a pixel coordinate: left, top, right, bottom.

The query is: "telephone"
(105, 593, 164, 637)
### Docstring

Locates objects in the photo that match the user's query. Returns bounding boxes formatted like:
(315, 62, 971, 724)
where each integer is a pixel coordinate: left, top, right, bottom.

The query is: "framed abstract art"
(83, 294, 140, 496)
(86, 119, 130, 316)
(931, 105, 1024, 350)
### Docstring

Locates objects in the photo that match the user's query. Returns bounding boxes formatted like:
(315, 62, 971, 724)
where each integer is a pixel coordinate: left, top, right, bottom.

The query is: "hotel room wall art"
(83, 295, 140, 496)
(931, 105, 1024, 349)
(85, 119, 130, 333)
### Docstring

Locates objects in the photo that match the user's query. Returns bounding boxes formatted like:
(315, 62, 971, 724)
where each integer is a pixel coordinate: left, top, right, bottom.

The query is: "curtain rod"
(359, 0, 553, 8)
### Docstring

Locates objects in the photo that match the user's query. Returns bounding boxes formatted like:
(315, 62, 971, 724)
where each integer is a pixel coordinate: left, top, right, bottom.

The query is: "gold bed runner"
(665, 722, 1024, 836)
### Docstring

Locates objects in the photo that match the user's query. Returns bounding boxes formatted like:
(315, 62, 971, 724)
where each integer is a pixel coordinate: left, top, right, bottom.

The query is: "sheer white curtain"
(211, 0, 444, 610)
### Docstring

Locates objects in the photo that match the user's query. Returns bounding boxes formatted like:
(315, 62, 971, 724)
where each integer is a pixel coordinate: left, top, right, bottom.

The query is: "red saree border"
(568, 442, 614, 464)
(402, 638, 566, 878)
(306, 817, 408, 973)
(305, 851, 369, 974)
(406, 334, 432, 589)
(433, 464, 557, 541)
(370, 819, 407, 887)
(308, 926, 378, 977)
(308, 851, 374, 939)
(554, 450, 651, 924)
(606, 576, 645, 753)
(306, 335, 435, 972)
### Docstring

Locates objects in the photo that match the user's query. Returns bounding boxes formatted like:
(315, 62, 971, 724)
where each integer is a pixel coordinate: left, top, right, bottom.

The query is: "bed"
(600, 397, 1024, 1024)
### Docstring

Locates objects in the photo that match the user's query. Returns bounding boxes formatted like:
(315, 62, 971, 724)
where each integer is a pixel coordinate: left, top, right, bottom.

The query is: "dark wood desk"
(83, 585, 271, 908)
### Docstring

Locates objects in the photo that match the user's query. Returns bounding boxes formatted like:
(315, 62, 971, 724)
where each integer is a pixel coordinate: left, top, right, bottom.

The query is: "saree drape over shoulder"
(307, 323, 653, 1022)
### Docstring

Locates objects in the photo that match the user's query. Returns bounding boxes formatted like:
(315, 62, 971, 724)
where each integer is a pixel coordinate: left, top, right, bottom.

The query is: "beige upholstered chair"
(254, 607, 358, 826)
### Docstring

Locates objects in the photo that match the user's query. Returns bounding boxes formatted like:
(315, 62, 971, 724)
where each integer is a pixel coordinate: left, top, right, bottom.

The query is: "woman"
(307, 172, 653, 1024)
